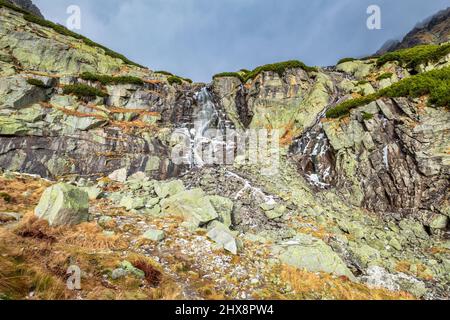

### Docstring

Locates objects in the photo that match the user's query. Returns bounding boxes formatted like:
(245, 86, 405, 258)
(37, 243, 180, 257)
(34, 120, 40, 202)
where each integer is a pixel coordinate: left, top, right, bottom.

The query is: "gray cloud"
(34, 0, 449, 82)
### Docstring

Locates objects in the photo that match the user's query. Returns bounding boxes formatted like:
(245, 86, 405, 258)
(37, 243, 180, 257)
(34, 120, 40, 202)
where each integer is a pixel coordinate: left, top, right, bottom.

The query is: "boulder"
(35, 183, 89, 226)
(160, 188, 218, 226)
(119, 196, 145, 211)
(207, 223, 239, 255)
(154, 180, 185, 198)
(108, 168, 128, 183)
(207, 195, 234, 227)
(273, 234, 355, 280)
(143, 229, 165, 242)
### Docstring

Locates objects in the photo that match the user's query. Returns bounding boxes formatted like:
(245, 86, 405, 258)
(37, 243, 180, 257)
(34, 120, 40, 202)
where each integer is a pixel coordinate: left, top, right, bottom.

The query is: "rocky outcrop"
(292, 97, 450, 229)
(6, 0, 43, 18)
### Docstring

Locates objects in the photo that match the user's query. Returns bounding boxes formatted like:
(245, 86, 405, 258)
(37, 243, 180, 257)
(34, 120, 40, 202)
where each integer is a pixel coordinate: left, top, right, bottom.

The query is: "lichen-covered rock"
(273, 234, 355, 280)
(143, 229, 165, 242)
(160, 189, 218, 226)
(207, 195, 234, 227)
(35, 183, 89, 226)
(207, 222, 239, 255)
(154, 180, 185, 198)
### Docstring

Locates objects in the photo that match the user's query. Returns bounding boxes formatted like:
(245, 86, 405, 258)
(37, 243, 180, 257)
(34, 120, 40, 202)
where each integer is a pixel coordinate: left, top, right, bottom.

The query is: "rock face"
(35, 183, 89, 226)
(6, 0, 43, 18)
(292, 97, 450, 225)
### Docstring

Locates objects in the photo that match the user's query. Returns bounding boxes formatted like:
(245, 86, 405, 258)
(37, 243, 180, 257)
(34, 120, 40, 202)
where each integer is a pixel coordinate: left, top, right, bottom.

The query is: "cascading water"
(173, 87, 235, 170)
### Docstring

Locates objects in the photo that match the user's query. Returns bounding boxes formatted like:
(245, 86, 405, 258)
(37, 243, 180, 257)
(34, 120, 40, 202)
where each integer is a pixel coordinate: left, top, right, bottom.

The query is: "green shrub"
(63, 84, 107, 98)
(376, 43, 450, 69)
(27, 78, 48, 88)
(376, 73, 394, 81)
(326, 94, 379, 118)
(326, 66, 450, 118)
(239, 69, 251, 74)
(337, 57, 356, 64)
(245, 60, 317, 82)
(0, 7, 146, 68)
(357, 80, 369, 86)
(154, 71, 173, 76)
(213, 72, 245, 82)
(167, 76, 183, 86)
(362, 112, 374, 120)
(80, 72, 143, 85)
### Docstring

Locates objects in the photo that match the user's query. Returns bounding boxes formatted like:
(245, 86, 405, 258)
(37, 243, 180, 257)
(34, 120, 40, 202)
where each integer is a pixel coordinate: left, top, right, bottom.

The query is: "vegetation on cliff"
(327, 66, 450, 118)
(80, 72, 144, 86)
(376, 43, 450, 69)
(214, 60, 317, 83)
(62, 84, 108, 99)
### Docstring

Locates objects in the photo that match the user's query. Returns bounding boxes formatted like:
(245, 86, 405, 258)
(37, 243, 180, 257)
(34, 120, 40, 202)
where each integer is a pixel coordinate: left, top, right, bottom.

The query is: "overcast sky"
(33, 0, 449, 82)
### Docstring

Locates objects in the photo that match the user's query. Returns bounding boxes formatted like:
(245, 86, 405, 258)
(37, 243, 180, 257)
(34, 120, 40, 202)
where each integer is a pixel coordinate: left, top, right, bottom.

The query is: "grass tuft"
(26, 78, 49, 88)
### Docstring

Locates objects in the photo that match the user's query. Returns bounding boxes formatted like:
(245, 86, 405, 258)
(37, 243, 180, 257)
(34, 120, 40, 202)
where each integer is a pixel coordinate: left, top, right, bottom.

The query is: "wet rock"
(35, 183, 89, 226)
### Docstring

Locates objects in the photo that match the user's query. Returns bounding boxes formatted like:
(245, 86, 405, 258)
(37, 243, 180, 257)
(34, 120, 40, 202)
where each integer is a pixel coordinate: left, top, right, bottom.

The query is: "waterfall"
(173, 87, 234, 170)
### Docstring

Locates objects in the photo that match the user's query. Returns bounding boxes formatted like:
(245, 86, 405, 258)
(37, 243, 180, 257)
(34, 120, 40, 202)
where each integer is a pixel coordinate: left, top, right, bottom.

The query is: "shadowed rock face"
(6, 0, 43, 18)
(291, 97, 450, 227)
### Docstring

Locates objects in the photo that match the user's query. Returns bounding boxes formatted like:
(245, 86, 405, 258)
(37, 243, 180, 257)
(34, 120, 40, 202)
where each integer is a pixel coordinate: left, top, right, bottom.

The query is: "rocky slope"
(5, 0, 42, 18)
(377, 7, 450, 54)
(0, 3, 449, 300)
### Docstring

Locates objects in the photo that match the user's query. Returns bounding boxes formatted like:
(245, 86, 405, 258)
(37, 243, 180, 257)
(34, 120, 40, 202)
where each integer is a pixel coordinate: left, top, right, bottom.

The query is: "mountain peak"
(377, 7, 450, 55)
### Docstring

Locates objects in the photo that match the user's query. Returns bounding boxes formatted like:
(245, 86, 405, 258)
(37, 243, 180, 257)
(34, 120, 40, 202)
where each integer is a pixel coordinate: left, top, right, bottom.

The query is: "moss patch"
(376, 72, 393, 81)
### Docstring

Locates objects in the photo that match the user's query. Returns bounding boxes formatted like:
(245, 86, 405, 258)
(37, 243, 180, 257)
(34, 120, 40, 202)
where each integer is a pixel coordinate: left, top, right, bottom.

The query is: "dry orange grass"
(0, 175, 50, 213)
(278, 265, 414, 300)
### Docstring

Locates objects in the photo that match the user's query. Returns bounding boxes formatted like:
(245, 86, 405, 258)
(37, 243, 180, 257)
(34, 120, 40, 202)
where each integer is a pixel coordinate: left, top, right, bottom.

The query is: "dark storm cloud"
(34, 0, 449, 82)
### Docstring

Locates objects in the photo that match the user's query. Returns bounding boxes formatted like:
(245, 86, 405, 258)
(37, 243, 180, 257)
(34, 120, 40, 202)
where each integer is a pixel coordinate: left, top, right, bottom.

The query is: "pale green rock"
(265, 205, 287, 220)
(145, 156, 161, 172)
(81, 186, 102, 200)
(273, 234, 355, 280)
(429, 214, 448, 230)
(108, 168, 127, 183)
(144, 204, 161, 216)
(143, 229, 165, 242)
(160, 188, 218, 226)
(154, 180, 185, 198)
(207, 195, 234, 228)
(119, 196, 145, 211)
(35, 183, 89, 226)
(119, 261, 145, 279)
(207, 222, 239, 255)
(349, 243, 381, 267)
(0, 116, 27, 135)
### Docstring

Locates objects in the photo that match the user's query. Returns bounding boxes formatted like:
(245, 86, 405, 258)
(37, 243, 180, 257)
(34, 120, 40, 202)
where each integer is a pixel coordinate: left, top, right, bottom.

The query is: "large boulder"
(160, 188, 218, 226)
(35, 183, 89, 226)
(272, 234, 355, 280)
(207, 223, 239, 255)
